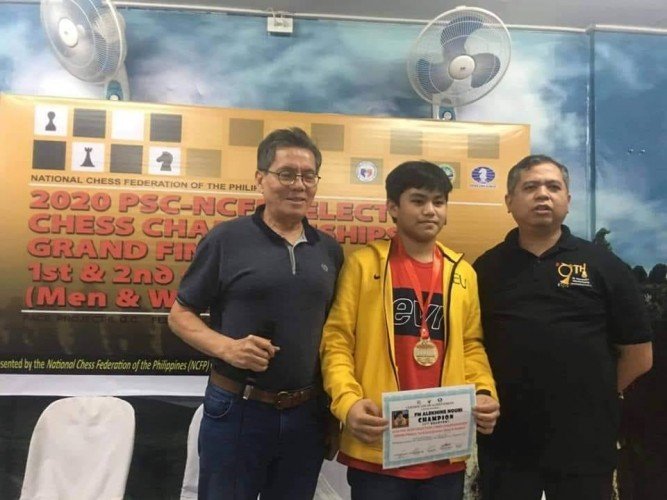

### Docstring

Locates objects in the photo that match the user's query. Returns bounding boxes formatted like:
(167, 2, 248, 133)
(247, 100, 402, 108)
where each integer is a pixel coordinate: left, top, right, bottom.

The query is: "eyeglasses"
(265, 170, 321, 187)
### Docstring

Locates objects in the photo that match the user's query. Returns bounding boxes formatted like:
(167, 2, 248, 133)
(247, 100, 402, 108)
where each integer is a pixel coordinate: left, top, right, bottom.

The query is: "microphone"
(244, 320, 275, 389)
(255, 320, 276, 341)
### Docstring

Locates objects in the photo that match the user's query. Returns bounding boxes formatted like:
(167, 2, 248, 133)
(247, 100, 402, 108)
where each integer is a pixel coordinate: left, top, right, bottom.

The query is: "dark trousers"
(618, 443, 667, 500)
(198, 383, 325, 500)
(347, 467, 465, 500)
(478, 446, 613, 500)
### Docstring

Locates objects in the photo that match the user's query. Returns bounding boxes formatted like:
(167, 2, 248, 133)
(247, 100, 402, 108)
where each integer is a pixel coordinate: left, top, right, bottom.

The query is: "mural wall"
(0, 4, 591, 235)
(594, 32, 667, 272)
(0, 1, 664, 358)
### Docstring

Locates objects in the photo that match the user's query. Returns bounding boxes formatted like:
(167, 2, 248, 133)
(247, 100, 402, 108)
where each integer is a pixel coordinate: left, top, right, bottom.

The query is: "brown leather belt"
(209, 369, 319, 410)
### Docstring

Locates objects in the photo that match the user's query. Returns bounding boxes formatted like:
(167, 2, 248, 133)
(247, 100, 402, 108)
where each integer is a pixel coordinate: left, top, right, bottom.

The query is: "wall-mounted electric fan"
(407, 6, 511, 120)
(41, 0, 130, 100)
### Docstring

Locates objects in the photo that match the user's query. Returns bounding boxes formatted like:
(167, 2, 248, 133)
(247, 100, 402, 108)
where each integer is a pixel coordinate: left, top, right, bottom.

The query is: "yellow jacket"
(320, 239, 497, 464)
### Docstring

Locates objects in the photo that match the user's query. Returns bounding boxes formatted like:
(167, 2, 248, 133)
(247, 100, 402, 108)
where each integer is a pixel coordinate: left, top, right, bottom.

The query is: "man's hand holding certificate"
(382, 384, 476, 469)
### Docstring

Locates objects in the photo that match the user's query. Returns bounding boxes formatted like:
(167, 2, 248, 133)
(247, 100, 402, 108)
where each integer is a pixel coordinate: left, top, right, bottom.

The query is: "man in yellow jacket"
(320, 160, 500, 499)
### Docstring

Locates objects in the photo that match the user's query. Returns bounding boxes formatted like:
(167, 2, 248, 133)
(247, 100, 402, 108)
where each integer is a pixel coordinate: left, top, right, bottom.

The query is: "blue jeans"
(347, 467, 465, 500)
(198, 382, 325, 500)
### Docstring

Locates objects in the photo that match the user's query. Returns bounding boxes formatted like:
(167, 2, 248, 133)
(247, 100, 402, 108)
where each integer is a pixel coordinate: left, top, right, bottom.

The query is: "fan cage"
(41, 0, 125, 83)
(407, 6, 511, 108)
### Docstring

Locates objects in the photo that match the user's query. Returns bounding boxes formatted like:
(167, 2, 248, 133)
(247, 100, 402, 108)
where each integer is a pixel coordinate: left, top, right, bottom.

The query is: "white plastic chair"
(20, 396, 135, 500)
(180, 404, 204, 500)
(315, 460, 350, 499)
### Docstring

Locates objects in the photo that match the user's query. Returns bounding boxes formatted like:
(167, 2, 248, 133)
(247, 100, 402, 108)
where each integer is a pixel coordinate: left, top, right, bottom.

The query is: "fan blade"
(70, 36, 104, 83)
(71, 31, 95, 65)
(417, 59, 453, 95)
(470, 53, 501, 88)
(440, 15, 484, 60)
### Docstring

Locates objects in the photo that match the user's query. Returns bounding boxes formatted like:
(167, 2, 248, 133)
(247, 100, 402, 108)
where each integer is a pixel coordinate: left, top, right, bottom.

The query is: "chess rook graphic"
(81, 147, 95, 168)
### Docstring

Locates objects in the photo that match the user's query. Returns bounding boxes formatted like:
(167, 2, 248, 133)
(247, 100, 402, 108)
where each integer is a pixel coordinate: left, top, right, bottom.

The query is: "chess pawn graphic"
(81, 147, 95, 167)
(45, 111, 57, 132)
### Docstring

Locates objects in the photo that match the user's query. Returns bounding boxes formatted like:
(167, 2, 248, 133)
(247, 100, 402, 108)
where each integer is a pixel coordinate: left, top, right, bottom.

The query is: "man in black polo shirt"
(474, 154, 653, 500)
(168, 127, 343, 500)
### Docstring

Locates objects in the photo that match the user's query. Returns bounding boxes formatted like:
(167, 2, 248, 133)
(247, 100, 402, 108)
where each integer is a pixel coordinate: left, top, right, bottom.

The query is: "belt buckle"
(274, 390, 291, 410)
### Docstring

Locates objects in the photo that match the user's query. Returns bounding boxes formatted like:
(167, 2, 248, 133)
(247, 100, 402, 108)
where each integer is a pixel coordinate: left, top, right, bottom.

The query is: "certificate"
(382, 384, 475, 469)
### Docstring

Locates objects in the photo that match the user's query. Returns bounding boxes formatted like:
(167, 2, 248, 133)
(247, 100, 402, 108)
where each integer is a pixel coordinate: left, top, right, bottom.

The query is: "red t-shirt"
(340, 245, 465, 479)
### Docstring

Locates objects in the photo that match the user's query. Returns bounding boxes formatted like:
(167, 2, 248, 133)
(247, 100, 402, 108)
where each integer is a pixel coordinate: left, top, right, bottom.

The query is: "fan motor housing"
(449, 55, 475, 80)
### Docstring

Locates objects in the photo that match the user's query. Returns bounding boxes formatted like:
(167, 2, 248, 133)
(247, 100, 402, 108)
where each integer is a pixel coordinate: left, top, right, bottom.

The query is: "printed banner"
(0, 94, 529, 394)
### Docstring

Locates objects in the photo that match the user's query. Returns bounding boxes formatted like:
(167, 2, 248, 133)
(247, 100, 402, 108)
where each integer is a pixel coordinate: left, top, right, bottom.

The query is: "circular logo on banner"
(471, 166, 496, 185)
(356, 160, 378, 182)
(439, 163, 457, 184)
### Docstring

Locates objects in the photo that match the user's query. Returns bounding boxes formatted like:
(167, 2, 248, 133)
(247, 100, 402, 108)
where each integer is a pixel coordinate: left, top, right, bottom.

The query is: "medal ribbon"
(395, 237, 442, 341)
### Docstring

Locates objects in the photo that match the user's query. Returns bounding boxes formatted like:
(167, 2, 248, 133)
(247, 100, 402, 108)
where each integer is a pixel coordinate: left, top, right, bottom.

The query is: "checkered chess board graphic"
(33, 105, 197, 176)
(30, 102, 510, 193)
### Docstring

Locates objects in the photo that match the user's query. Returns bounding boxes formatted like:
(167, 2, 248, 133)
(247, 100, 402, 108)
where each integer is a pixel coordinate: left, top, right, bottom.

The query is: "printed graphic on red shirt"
(390, 253, 445, 392)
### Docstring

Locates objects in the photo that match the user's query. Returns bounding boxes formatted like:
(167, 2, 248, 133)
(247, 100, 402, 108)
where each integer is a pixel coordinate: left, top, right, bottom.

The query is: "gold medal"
(413, 338, 438, 367)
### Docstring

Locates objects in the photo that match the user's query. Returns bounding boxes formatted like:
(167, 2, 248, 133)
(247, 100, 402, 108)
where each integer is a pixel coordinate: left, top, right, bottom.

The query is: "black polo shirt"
(474, 226, 651, 474)
(177, 205, 343, 391)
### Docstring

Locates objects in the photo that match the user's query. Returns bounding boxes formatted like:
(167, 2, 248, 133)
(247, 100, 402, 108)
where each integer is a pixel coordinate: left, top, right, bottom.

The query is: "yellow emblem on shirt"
(557, 262, 591, 288)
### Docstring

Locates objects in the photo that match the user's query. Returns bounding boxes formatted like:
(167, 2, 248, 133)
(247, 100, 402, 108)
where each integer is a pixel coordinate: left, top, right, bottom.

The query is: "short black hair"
(385, 160, 453, 205)
(257, 127, 322, 172)
(507, 154, 570, 193)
